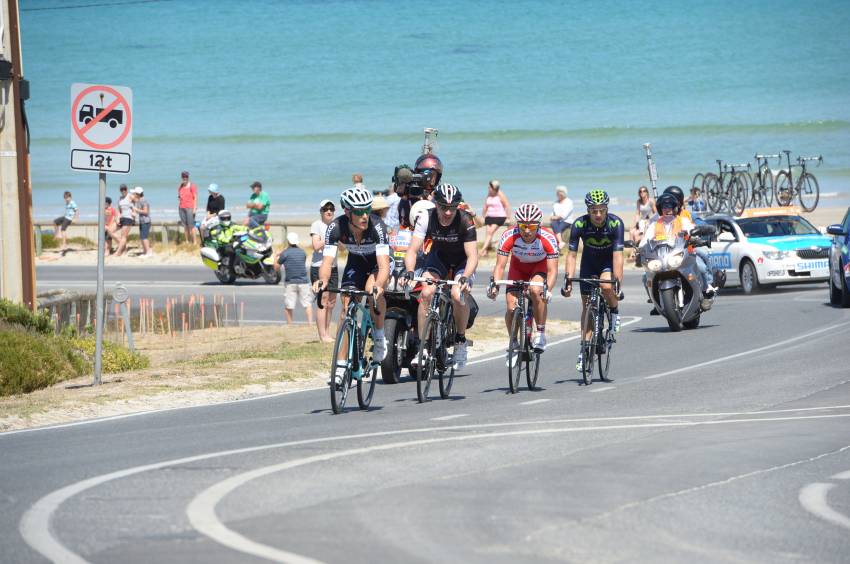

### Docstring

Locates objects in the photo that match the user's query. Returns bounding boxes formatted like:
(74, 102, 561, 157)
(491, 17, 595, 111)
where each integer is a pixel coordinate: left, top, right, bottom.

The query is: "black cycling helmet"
(414, 153, 443, 186)
(663, 185, 685, 208)
(656, 193, 680, 215)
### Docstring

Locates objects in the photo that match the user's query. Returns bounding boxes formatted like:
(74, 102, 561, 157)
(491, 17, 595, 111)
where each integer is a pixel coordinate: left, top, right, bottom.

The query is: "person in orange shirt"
(177, 171, 197, 245)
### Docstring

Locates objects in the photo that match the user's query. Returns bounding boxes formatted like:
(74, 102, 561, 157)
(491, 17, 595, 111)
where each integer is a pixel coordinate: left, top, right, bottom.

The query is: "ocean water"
(22, 0, 850, 220)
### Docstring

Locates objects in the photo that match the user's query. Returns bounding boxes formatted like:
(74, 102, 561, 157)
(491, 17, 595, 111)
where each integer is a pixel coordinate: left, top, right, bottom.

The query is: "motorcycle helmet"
(663, 185, 685, 208)
(432, 183, 462, 207)
(414, 153, 443, 186)
(217, 209, 232, 227)
(584, 189, 610, 208)
(656, 192, 680, 215)
(340, 186, 373, 211)
(514, 203, 543, 223)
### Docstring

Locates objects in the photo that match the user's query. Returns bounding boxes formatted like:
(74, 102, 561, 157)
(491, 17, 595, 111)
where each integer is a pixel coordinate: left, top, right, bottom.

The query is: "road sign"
(70, 83, 133, 174)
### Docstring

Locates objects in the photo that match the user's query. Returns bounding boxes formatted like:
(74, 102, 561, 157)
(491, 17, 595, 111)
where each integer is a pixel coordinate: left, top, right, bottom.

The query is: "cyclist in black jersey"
(313, 186, 392, 362)
(562, 189, 625, 372)
(401, 183, 478, 370)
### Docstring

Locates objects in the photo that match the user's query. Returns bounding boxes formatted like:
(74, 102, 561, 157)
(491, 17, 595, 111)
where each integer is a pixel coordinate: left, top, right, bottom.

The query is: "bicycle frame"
(493, 279, 547, 392)
(411, 277, 463, 402)
(565, 276, 617, 385)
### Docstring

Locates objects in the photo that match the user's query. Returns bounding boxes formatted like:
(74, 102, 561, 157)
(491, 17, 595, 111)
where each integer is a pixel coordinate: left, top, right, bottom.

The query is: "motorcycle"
(639, 225, 718, 331)
(200, 225, 281, 285)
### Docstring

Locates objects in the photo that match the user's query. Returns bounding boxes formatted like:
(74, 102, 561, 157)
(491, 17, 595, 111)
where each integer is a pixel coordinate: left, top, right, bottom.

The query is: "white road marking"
(430, 414, 469, 421)
(832, 470, 850, 480)
(187, 418, 850, 563)
(799, 482, 850, 531)
(643, 321, 850, 380)
(21, 406, 850, 564)
(589, 386, 616, 393)
(519, 399, 550, 405)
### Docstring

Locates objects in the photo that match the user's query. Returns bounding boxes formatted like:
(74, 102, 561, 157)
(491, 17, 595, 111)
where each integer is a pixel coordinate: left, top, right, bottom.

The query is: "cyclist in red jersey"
(487, 203, 559, 352)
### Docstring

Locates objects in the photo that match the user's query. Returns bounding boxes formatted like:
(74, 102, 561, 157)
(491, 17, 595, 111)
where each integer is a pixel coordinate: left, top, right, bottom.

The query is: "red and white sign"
(70, 83, 133, 174)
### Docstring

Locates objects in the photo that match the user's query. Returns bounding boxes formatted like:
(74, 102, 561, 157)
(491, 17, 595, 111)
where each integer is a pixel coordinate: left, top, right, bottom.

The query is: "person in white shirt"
(550, 185, 574, 249)
(309, 199, 339, 342)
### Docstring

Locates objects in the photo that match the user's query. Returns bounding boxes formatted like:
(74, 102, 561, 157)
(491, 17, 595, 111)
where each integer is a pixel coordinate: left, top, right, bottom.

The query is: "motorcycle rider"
(312, 186, 391, 367)
(402, 183, 478, 370)
(210, 210, 245, 262)
(561, 190, 624, 372)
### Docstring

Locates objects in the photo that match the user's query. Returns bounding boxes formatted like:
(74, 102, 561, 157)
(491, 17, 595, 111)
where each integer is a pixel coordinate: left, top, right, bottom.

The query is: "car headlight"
(667, 253, 684, 268)
(762, 250, 788, 260)
(646, 259, 662, 272)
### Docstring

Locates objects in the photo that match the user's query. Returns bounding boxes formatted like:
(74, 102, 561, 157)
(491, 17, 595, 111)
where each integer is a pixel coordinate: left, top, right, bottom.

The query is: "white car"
(701, 208, 831, 294)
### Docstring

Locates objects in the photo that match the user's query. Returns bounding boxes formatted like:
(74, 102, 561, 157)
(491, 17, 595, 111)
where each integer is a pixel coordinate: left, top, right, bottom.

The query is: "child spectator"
(275, 232, 313, 324)
(133, 186, 153, 257)
(53, 191, 78, 253)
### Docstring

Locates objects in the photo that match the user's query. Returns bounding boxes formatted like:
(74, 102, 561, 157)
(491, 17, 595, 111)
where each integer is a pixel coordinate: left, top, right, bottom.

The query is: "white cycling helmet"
(410, 199, 435, 227)
(340, 186, 373, 210)
(433, 183, 463, 207)
(514, 203, 543, 223)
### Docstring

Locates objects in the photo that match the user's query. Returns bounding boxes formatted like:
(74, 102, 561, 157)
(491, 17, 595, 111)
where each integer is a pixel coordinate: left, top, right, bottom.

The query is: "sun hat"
(319, 199, 334, 210)
(372, 195, 389, 211)
(208, 183, 220, 193)
(131, 186, 144, 195)
(287, 232, 300, 245)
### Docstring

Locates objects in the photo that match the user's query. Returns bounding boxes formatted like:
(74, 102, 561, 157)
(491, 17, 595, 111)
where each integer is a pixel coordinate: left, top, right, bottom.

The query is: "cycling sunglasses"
(349, 207, 372, 216)
(437, 204, 459, 212)
(517, 222, 540, 231)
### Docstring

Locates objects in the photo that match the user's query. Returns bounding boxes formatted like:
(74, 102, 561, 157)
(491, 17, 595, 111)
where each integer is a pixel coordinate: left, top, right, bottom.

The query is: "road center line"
(431, 414, 469, 421)
(643, 321, 850, 380)
(589, 386, 616, 393)
(519, 399, 550, 405)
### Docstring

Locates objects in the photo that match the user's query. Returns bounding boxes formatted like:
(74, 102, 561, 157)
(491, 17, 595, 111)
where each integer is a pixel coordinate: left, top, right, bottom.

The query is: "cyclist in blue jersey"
(561, 189, 625, 372)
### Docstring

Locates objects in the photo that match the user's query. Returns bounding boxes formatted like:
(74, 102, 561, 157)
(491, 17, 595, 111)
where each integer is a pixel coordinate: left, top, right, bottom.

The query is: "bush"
(0, 324, 90, 396)
(71, 337, 150, 373)
(40, 232, 95, 249)
(0, 299, 52, 335)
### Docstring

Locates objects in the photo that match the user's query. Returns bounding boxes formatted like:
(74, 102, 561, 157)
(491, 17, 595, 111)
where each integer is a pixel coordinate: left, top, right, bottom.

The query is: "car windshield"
(737, 216, 819, 238)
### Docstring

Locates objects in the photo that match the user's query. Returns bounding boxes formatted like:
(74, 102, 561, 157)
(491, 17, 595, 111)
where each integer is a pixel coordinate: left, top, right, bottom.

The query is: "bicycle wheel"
(798, 172, 820, 212)
(758, 168, 775, 207)
(356, 324, 377, 410)
(525, 345, 541, 390)
(704, 174, 722, 213)
(507, 307, 524, 394)
(439, 307, 455, 399)
(330, 320, 354, 414)
(598, 311, 613, 382)
(692, 172, 705, 194)
(775, 171, 793, 206)
(416, 315, 437, 403)
(582, 302, 598, 385)
(731, 174, 747, 216)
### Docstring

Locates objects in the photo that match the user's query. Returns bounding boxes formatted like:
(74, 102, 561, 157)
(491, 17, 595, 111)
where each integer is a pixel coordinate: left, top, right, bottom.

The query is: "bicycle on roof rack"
(775, 150, 822, 212)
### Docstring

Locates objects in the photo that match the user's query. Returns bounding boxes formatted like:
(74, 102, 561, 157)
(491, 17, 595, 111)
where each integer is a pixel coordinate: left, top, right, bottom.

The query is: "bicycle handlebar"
(797, 155, 823, 165)
(754, 153, 781, 160)
(724, 163, 751, 170)
(493, 279, 547, 288)
(316, 283, 380, 314)
(410, 276, 467, 306)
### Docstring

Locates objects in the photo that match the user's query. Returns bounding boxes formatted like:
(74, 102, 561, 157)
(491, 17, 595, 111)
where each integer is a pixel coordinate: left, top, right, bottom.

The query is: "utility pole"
(0, 0, 35, 308)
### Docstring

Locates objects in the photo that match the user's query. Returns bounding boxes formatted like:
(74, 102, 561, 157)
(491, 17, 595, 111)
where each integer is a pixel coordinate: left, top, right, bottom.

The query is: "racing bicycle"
(491, 278, 547, 393)
(317, 284, 379, 414)
(408, 277, 462, 403)
(704, 160, 750, 216)
(750, 153, 781, 208)
(775, 150, 822, 212)
(565, 277, 619, 386)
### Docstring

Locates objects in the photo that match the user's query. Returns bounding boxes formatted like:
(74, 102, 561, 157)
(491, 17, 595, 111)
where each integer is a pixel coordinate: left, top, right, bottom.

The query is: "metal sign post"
(643, 142, 659, 200)
(70, 83, 133, 386)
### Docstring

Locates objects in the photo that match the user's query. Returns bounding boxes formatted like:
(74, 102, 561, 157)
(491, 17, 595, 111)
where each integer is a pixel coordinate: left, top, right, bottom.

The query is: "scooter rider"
(312, 186, 392, 363)
(401, 183, 478, 370)
(561, 190, 624, 372)
(487, 203, 559, 354)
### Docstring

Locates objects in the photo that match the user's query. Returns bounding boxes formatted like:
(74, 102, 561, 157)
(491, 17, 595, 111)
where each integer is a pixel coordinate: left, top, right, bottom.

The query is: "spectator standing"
(352, 173, 365, 190)
(687, 187, 707, 215)
(200, 183, 225, 241)
(276, 232, 314, 325)
(550, 185, 574, 249)
(115, 189, 137, 256)
(629, 185, 657, 250)
(310, 199, 338, 342)
(53, 191, 79, 253)
(480, 179, 511, 257)
(384, 183, 401, 233)
(133, 186, 153, 257)
(177, 171, 197, 245)
(372, 195, 389, 220)
(246, 180, 270, 227)
(104, 197, 118, 256)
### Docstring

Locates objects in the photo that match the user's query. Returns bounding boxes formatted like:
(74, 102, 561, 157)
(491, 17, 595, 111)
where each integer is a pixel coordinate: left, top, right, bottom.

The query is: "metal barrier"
(37, 289, 112, 335)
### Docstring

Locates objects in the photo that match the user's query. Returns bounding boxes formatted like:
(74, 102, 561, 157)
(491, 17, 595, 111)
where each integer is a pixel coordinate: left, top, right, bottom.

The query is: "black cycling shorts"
(578, 253, 613, 295)
(341, 254, 379, 289)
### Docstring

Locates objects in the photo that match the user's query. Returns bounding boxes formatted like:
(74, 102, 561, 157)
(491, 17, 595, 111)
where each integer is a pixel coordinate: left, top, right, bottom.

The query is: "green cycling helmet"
(585, 189, 610, 207)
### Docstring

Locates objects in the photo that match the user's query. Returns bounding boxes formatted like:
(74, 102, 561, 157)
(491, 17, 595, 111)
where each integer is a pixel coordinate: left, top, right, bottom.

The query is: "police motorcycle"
(200, 210, 281, 285)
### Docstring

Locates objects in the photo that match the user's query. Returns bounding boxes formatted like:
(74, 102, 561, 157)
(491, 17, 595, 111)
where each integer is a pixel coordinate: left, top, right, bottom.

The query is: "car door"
(707, 219, 738, 284)
(834, 208, 850, 288)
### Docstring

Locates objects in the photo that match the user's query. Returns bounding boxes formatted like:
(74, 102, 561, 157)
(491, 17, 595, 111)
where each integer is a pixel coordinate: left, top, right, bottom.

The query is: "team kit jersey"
(324, 214, 390, 288)
(413, 209, 477, 279)
(568, 213, 625, 294)
(497, 226, 559, 280)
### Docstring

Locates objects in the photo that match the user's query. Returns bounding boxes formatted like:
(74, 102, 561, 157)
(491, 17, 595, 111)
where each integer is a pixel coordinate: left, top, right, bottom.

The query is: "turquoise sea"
(22, 0, 850, 220)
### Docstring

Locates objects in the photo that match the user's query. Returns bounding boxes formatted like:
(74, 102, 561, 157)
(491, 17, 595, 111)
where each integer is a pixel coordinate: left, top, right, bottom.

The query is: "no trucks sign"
(70, 83, 133, 174)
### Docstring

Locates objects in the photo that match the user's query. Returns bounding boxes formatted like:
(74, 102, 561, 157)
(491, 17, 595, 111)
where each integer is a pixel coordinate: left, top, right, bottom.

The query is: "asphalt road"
(4, 266, 849, 562)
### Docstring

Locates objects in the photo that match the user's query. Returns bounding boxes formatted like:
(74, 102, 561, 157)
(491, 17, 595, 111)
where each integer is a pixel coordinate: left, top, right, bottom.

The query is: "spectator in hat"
(310, 199, 338, 341)
(177, 171, 197, 245)
(53, 191, 78, 253)
(200, 183, 226, 241)
(275, 232, 313, 325)
(115, 187, 138, 256)
(372, 195, 390, 220)
(133, 186, 153, 257)
(246, 180, 270, 227)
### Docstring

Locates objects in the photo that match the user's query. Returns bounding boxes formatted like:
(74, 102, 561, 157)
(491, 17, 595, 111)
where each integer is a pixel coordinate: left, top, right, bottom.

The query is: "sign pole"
(93, 171, 106, 386)
(643, 142, 659, 200)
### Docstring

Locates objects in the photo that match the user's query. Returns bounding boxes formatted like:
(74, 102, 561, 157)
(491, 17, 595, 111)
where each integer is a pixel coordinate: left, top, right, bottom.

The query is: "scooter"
(639, 225, 717, 331)
(200, 225, 281, 285)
